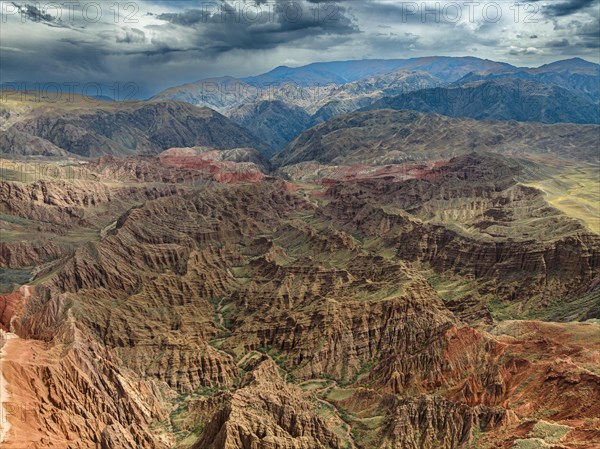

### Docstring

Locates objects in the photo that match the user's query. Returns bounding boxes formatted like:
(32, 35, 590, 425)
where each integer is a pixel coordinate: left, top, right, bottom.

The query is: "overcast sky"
(1, 0, 598, 98)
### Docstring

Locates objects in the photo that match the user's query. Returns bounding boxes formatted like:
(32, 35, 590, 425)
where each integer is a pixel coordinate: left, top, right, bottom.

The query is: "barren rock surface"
(0, 153, 598, 449)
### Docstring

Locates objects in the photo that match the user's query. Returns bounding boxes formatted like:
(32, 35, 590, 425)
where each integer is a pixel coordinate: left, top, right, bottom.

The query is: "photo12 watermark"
(395, 2, 540, 24)
(1, 1, 141, 24)
(0, 1, 541, 25)
(0, 82, 140, 103)
(0, 1, 347, 25)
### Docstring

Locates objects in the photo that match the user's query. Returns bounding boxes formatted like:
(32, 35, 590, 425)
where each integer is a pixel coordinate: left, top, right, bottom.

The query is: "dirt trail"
(0, 330, 17, 444)
(315, 396, 357, 449)
(215, 298, 226, 329)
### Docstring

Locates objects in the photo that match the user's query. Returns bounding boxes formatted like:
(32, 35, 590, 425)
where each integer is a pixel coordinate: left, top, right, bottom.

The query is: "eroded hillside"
(0, 151, 598, 449)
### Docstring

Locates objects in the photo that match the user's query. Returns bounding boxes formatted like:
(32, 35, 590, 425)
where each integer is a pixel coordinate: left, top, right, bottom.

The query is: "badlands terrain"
(0, 56, 599, 449)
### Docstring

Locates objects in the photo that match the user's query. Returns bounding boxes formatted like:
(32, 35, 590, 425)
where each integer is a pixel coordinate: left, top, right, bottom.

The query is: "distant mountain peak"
(535, 57, 600, 72)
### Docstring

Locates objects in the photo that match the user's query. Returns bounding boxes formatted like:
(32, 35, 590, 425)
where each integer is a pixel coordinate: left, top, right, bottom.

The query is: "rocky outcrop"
(0, 241, 68, 268)
(1, 288, 172, 449)
(378, 395, 508, 449)
(0, 174, 187, 273)
(321, 154, 599, 303)
(190, 357, 345, 449)
(0, 179, 184, 227)
(224, 272, 455, 381)
(0, 274, 174, 447)
(0, 285, 30, 331)
(84, 150, 268, 185)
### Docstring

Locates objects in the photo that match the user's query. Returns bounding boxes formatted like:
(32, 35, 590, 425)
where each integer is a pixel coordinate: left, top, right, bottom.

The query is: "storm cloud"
(530, 0, 599, 17)
(155, 0, 358, 54)
(1, 0, 598, 98)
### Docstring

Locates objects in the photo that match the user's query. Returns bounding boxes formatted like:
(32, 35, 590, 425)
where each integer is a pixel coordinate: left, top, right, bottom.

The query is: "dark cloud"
(156, 0, 354, 27)
(155, 0, 358, 55)
(157, 9, 206, 26)
(530, 0, 598, 17)
(8, 2, 80, 28)
(560, 18, 600, 49)
(5, 2, 91, 30)
(11, 2, 55, 22)
(578, 20, 600, 41)
(547, 38, 571, 47)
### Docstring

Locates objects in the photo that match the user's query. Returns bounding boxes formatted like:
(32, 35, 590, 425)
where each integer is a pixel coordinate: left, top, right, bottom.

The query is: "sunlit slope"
(524, 165, 599, 234)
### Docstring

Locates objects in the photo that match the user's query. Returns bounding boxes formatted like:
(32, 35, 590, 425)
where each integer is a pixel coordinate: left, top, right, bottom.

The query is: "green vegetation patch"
(529, 420, 571, 443)
(511, 438, 553, 449)
(299, 379, 331, 391)
(327, 388, 356, 402)
(428, 274, 479, 303)
(489, 292, 600, 322)
(0, 268, 32, 293)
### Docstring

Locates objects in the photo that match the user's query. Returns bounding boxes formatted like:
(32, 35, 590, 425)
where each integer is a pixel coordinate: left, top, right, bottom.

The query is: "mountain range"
(4, 57, 597, 158)
(153, 56, 600, 149)
(364, 79, 600, 124)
